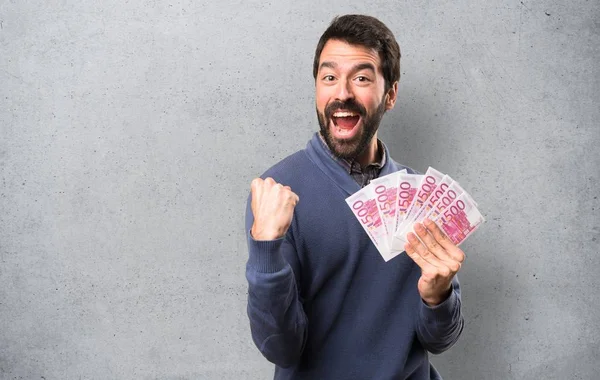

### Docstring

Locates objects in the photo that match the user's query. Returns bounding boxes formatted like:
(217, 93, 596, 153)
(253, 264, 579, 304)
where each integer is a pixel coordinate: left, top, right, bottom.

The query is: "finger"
(264, 177, 276, 187)
(424, 218, 465, 263)
(406, 231, 442, 268)
(262, 179, 280, 204)
(250, 177, 262, 193)
(288, 190, 299, 206)
(284, 186, 298, 204)
(404, 242, 437, 272)
(284, 189, 299, 211)
(273, 182, 283, 195)
(250, 178, 263, 214)
(413, 222, 458, 269)
(406, 239, 452, 283)
(275, 183, 292, 205)
(277, 183, 299, 206)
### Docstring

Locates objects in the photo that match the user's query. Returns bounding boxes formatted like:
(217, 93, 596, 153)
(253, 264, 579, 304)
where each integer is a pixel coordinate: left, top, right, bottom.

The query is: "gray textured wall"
(1, 0, 598, 379)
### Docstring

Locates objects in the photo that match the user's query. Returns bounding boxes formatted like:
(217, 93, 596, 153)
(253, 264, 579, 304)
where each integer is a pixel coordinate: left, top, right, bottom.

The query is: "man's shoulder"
(258, 149, 312, 185)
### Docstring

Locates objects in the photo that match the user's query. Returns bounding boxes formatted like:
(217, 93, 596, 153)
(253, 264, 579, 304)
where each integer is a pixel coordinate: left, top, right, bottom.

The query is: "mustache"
(325, 100, 366, 119)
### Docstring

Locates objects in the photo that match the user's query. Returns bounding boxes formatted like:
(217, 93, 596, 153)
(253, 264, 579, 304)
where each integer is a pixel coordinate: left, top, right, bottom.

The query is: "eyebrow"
(319, 61, 377, 74)
(319, 61, 337, 71)
(353, 63, 377, 73)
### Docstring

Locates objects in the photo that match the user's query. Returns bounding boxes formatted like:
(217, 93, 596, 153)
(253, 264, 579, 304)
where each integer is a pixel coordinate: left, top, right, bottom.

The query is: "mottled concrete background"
(1, 0, 598, 379)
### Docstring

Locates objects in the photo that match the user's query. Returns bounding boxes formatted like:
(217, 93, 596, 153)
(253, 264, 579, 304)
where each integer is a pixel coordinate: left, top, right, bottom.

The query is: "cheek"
(359, 93, 383, 111)
(315, 91, 329, 111)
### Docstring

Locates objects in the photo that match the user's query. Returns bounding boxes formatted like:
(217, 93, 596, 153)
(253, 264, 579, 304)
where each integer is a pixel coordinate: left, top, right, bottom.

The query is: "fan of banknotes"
(345, 167, 485, 262)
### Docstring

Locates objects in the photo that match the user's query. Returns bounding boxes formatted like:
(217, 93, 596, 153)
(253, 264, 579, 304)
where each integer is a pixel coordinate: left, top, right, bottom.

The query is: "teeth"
(333, 111, 357, 117)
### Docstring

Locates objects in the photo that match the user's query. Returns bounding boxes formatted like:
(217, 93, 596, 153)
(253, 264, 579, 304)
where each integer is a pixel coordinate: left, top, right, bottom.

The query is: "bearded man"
(245, 14, 465, 380)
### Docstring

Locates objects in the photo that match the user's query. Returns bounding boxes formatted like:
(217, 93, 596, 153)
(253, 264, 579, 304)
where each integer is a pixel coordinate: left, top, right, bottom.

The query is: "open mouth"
(331, 111, 361, 136)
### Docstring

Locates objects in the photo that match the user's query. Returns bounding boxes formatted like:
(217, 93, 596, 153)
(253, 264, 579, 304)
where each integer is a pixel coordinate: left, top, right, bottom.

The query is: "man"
(245, 14, 465, 379)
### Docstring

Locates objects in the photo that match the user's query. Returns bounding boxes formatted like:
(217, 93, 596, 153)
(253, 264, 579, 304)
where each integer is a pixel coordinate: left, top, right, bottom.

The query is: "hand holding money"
(404, 218, 465, 306)
(345, 166, 484, 262)
(250, 177, 299, 241)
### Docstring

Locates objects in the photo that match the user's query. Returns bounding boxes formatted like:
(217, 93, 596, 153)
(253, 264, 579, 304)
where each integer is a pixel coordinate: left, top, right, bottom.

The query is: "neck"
(355, 133, 380, 168)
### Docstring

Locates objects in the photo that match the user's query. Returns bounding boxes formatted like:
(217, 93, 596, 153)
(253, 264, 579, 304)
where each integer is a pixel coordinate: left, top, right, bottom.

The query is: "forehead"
(318, 39, 382, 72)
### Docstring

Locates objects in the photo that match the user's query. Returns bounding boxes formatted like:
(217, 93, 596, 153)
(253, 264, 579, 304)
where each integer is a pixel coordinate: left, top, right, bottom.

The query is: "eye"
(356, 76, 370, 82)
(323, 75, 336, 82)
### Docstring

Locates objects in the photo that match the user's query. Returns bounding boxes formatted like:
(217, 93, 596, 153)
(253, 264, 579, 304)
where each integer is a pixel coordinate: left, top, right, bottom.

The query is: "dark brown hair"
(313, 15, 401, 91)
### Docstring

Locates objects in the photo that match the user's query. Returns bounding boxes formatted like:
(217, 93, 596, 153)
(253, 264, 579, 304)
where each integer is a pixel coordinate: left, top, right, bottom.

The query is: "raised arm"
(245, 177, 308, 367)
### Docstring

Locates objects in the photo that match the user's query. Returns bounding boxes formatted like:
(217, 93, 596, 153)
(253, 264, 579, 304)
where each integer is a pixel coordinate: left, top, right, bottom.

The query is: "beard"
(317, 95, 387, 160)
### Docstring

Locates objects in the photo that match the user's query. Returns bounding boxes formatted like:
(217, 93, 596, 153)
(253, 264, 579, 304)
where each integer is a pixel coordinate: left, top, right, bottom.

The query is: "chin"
(328, 135, 364, 159)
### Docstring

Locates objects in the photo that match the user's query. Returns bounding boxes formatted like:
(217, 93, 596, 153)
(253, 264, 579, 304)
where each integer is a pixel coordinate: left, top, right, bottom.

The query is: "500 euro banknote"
(394, 172, 423, 234)
(396, 167, 444, 233)
(430, 191, 485, 246)
(391, 167, 444, 252)
(394, 174, 454, 245)
(346, 186, 390, 259)
(423, 181, 467, 222)
(370, 169, 407, 247)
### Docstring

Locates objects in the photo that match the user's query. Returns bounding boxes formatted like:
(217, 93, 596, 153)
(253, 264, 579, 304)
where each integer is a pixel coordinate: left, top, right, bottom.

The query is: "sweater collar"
(316, 132, 387, 174)
(305, 132, 397, 196)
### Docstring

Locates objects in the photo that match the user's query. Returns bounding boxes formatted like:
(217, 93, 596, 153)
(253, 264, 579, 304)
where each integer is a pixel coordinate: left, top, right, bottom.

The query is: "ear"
(384, 81, 399, 110)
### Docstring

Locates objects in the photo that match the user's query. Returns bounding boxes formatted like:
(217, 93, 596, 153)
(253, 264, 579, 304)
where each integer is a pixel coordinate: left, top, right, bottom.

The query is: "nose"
(335, 79, 354, 102)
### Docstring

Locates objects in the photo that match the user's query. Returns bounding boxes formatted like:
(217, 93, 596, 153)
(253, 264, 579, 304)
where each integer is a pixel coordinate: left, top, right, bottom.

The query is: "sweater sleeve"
(244, 196, 308, 368)
(415, 276, 464, 354)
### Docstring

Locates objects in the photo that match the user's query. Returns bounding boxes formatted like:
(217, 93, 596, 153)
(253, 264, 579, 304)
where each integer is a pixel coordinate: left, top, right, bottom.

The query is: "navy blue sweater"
(245, 133, 464, 379)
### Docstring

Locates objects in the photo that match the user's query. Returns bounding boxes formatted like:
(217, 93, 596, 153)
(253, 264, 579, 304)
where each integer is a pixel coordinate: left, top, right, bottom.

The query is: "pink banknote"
(347, 166, 484, 262)
(346, 186, 390, 259)
(424, 181, 466, 222)
(430, 192, 485, 246)
(394, 172, 424, 232)
(371, 169, 407, 246)
(410, 175, 454, 226)
(400, 167, 445, 229)
(391, 168, 445, 251)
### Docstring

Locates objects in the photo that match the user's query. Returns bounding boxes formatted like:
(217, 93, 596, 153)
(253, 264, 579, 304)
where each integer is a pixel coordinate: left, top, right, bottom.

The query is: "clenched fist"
(250, 177, 300, 241)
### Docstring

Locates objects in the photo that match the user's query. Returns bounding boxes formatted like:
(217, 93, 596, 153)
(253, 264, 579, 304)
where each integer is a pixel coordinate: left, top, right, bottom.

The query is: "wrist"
(423, 286, 452, 307)
(251, 225, 282, 241)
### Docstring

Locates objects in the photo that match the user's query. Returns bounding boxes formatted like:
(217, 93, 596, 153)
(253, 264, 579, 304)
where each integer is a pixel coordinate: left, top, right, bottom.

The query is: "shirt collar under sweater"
(316, 132, 387, 188)
(305, 132, 399, 197)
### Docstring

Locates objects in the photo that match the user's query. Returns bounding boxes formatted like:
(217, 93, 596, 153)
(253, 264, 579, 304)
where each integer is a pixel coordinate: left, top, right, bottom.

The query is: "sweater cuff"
(420, 286, 459, 323)
(247, 231, 288, 273)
